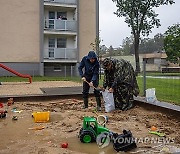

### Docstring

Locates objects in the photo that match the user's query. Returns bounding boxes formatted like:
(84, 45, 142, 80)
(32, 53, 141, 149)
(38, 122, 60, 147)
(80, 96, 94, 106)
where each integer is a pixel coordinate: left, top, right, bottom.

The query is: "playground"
(0, 64, 180, 153)
(0, 80, 180, 154)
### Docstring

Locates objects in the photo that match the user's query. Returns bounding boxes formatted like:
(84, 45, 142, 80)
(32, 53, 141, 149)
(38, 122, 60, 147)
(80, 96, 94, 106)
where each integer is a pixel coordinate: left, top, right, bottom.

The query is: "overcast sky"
(99, 0, 180, 48)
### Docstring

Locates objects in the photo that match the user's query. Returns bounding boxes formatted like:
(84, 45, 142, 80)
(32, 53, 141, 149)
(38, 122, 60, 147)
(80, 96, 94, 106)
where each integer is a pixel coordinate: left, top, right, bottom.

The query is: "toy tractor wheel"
(80, 130, 96, 143)
(79, 128, 83, 135)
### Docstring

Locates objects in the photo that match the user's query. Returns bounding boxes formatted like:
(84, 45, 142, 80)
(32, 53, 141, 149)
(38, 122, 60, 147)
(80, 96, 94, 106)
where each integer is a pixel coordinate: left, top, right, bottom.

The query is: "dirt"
(0, 97, 180, 154)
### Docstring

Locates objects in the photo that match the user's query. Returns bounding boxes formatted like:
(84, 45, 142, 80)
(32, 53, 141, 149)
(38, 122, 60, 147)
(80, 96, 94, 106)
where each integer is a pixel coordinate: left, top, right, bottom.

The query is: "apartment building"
(0, 0, 99, 77)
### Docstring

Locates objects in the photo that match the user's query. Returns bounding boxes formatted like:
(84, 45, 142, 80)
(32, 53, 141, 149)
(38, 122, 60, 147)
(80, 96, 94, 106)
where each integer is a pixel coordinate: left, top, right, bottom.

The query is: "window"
(48, 38, 55, 59)
(48, 48, 54, 58)
(49, 12, 55, 29)
(49, 51, 54, 58)
(57, 38, 66, 48)
(49, 12, 55, 19)
(54, 65, 62, 71)
(57, 12, 67, 20)
(49, 38, 55, 48)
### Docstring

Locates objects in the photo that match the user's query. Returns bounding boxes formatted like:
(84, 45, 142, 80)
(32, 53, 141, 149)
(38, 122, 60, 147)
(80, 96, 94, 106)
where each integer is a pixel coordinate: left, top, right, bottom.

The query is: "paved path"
(139, 76, 180, 79)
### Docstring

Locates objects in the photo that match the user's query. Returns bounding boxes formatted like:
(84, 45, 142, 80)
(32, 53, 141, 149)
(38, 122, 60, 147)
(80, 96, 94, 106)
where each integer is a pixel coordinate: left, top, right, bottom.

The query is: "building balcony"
(44, 48, 77, 61)
(44, 19, 77, 33)
(44, 0, 77, 6)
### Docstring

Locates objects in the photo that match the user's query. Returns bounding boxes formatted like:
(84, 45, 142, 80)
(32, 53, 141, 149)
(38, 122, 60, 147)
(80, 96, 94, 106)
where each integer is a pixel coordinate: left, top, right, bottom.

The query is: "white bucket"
(97, 115, 108, 125)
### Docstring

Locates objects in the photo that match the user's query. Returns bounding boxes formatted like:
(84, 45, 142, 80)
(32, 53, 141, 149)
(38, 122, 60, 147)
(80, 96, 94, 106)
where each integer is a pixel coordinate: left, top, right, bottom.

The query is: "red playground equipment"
(0, 63, 32, 83)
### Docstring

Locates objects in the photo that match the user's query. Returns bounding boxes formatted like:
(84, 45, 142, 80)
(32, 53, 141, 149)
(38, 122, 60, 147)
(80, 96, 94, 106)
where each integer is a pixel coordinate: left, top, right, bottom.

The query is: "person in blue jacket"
(78, 51, 101, 111)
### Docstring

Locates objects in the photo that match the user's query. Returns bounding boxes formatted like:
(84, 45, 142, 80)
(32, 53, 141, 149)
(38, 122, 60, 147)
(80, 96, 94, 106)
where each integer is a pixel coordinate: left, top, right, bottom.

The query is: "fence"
(140, 59, 180, 105)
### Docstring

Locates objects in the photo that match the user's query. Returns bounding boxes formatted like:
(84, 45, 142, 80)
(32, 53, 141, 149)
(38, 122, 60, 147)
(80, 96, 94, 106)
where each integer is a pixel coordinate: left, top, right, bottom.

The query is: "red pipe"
(0, 63, 32, 83)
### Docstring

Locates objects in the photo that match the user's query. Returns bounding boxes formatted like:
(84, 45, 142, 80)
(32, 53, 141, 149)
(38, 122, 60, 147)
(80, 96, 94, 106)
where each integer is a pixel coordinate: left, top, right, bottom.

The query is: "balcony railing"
(44, 48, 77, 60)
(44, 0, 77, 5)
(44, 19, 77, 32)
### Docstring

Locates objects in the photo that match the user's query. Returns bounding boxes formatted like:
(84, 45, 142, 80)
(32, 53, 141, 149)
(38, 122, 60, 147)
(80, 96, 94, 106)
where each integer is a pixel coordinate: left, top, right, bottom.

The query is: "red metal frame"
(0, 63, 32, 83)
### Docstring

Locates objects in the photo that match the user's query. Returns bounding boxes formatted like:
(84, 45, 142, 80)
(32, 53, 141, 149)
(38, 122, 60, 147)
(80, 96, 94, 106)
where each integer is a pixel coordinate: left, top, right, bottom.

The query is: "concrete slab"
(40, 86, 94, 95)
(134, 96, 180, 112)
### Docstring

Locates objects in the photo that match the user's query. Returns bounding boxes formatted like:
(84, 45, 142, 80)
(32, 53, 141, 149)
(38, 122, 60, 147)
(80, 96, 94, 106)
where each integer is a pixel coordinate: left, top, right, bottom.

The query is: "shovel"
(149, 131, 165, 137)
(84, 80, 103, 92)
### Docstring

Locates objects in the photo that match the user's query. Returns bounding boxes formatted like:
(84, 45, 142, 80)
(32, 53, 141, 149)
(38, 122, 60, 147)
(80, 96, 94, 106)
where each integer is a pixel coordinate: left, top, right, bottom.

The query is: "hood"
(87, 51, 97, 60)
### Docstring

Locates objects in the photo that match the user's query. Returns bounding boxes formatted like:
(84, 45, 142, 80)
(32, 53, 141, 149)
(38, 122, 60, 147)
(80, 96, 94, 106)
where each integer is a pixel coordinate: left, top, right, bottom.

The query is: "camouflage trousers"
(113, 84, 134, 110)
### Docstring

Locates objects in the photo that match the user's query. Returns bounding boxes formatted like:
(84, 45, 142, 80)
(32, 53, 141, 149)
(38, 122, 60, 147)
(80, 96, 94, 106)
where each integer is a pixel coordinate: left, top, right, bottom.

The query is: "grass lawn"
(137, 77, 180, 105)
(0, 75, 179, 105)
(0, 76, 81, 83)
(140, 72, 180, 77)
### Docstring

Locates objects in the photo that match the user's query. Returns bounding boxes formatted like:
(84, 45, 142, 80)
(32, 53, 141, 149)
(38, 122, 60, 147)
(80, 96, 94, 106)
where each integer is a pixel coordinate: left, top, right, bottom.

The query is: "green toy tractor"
(79, 116, 109, 143)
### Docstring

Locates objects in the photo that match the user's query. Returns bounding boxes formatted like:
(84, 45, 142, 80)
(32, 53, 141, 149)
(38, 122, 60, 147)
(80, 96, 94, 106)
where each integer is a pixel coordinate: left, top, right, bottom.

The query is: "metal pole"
(143, 59, 147, 96)
(99, 56, 102, 80)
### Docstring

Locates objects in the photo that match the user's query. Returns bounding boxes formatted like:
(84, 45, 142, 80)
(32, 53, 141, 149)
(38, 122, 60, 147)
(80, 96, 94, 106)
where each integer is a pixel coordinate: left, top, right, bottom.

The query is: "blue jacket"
(78, 51, 99, 82)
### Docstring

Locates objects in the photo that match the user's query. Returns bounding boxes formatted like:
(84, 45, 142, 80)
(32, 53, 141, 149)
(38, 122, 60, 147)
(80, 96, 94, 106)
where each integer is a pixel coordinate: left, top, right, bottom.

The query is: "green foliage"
(121, 33, 164, 54)
(122, 36, 134, 55)
(90, 34, 103, 57)
(164, 23, 180, 64)
(112, 0, 174, 36)
(139, 33, 164, 53)
(112, 0, 175, 72)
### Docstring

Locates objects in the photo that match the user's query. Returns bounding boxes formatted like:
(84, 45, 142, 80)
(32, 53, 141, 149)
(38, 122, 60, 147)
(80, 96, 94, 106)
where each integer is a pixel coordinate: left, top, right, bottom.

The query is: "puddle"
(61, 136, 180, 154)
(63, 136, 117, 154)
(0, 110, 63, 150)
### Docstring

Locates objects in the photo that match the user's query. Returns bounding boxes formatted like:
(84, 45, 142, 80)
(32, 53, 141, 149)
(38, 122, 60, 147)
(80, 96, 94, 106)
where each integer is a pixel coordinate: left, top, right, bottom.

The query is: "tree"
(112, 0, 174, 73)
(139, 33, 164, 53)
(164, 23, 180, 65)
(122, 36, 134, 55)
(90, 35, 102, 59)
(153, 33, 164, 52)
(108, 45, 114, 57)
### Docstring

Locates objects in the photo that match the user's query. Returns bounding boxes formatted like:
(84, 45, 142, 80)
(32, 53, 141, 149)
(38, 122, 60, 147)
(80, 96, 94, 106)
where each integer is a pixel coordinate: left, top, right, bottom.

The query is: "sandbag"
(101, 90, 115, 112)
(146, 88, 157, 103)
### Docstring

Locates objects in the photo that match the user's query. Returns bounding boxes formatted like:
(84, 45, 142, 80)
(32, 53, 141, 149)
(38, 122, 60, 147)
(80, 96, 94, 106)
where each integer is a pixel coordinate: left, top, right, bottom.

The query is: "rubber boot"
(83, 97, 88, 109)
(115, 102, 123, 110)
(96, 97, 101, 111)
(121, 103, 129, 111)
(125, 101, 134, 111)
(122, 101, 134, 111)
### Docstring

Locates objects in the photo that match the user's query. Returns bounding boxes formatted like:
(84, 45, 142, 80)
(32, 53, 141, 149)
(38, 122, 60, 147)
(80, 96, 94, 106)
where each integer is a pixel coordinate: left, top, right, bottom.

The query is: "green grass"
(100, 75, 180, 105)
(0, 75, 179, 105)
(0, 76, 81, 83)
(137, 77, 180, 105)
(140, 72, 180, 77)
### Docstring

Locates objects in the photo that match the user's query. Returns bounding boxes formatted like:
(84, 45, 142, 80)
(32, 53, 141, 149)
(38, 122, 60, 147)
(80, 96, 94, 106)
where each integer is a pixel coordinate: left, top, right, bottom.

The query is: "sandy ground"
(0, 81, 81, 96)
(0, 81, 180, 153)
(0, 97, 180, 154)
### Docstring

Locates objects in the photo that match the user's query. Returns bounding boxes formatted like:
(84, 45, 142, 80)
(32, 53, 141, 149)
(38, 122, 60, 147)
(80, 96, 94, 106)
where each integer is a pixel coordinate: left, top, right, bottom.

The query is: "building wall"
(44, 35, 76, 49)
(44, 63, 76, 76)
(0, 63, 40, 76)
(0, 0, 41, 63)
(78, 0, 98, 61)
(0, 0, 99, 77)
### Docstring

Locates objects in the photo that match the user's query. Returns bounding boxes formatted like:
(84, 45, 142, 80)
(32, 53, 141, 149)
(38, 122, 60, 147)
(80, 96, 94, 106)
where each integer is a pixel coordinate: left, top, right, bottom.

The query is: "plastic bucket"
(32, 111, 50, 123)
(97, 115, 108, 125)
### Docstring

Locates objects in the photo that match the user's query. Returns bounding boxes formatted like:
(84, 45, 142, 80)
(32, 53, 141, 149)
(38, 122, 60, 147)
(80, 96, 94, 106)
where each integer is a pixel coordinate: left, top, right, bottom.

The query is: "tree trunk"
(134, 34, 141, 74)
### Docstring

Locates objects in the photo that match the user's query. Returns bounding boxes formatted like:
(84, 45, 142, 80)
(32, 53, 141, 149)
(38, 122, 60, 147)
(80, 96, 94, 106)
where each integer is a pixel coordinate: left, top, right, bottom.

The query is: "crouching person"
(102, 58, 139, 111)
(78, 51, 101, 111)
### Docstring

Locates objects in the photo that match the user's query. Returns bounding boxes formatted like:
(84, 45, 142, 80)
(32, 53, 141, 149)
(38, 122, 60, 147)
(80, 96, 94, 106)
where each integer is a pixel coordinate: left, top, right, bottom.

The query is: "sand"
(0, 97, 179, 154)
(0, 81, 179, 154)
(0, 81, 81, 96)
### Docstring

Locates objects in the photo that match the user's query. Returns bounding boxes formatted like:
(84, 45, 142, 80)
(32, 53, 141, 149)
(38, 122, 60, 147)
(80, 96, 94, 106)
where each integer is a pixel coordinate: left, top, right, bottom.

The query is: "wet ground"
(0, 97, 180, 154)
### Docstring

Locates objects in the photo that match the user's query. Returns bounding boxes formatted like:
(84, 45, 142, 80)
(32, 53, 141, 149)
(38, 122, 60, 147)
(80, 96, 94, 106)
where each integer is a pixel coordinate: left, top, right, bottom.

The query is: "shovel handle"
(84, 80, 97, 89)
